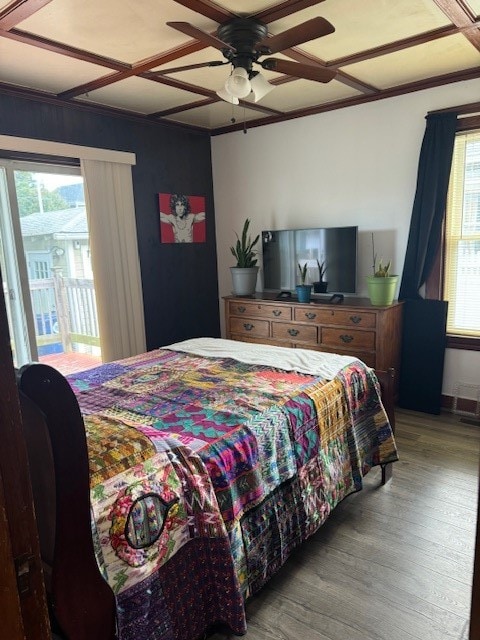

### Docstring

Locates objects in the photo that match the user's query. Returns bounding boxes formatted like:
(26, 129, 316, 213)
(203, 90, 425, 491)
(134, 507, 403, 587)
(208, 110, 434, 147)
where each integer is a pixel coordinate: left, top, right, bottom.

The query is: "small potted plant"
(296, 262, 312, 303)
(313, 258, 328, 293)
(230, 218, 260, 296)
(366, 234, 398, 305)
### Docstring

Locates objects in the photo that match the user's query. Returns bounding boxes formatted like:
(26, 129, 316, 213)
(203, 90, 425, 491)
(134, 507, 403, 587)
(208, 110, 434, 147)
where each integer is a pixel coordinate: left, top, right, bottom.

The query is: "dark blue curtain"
(398, 112, 457, 414)
(399, 112, 458, 300)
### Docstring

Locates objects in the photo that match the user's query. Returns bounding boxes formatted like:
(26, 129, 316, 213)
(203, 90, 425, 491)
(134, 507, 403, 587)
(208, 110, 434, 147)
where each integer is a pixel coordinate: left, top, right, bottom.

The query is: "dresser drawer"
(230, 334, 291, 348)
(312, 345, 376, 368)
(320, 328, 375, 350)
(271, 322, 317, 344)
(293, 308, 323, 323)
(229, 317, 270, 338)
(228, 301, 292, 320)
(295, 307, 376, 328)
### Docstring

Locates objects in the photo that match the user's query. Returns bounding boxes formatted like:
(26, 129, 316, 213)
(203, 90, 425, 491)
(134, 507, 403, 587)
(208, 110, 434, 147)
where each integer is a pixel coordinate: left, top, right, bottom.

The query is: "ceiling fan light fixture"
(216, 86, 239, 104)
(250, 71, 274, 103)
(224, 67, 251, 99)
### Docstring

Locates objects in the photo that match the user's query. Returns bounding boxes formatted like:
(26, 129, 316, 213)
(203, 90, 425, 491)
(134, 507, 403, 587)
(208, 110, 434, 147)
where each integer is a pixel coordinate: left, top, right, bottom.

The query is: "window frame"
(426, 114, 480, 352)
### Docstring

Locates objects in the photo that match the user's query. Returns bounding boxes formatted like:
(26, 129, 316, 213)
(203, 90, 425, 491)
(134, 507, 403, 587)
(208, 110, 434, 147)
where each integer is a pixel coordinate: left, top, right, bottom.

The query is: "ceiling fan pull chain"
(243, 106, 247, 135)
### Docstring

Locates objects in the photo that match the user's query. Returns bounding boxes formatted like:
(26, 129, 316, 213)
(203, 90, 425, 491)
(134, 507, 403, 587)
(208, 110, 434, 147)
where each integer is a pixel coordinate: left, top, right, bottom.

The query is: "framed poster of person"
(159, 193, 206, 243)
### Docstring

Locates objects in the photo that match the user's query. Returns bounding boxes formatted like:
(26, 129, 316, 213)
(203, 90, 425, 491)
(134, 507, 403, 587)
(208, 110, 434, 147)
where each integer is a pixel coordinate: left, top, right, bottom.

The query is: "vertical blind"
(444, 130, 480, 337)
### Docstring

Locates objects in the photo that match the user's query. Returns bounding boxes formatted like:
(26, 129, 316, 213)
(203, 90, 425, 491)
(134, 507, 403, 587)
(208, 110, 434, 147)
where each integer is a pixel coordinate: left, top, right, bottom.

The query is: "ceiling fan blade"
(166, 21, 235, 52)
(261, 58, 336, 83)
(258, 17, 335, 54)
(145, 61, 226, 76)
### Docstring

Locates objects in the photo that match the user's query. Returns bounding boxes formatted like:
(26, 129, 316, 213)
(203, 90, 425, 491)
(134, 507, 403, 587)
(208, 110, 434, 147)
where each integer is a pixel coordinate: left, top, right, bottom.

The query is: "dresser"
(225, 294, 403, 389)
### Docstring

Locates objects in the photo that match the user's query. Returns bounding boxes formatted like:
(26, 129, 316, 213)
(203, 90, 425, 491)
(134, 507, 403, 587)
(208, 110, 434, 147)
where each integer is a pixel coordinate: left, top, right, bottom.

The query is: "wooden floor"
(210, 408, 480, 640)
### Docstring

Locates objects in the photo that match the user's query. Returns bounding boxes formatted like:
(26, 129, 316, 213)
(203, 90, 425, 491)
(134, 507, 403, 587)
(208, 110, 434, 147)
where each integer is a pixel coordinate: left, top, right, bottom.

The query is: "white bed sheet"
(166, 337, 360, 380)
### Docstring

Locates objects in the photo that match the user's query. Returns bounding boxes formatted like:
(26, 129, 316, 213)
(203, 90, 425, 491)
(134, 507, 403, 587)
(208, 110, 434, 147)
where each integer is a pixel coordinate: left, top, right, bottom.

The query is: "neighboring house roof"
(20, 207, 87, 238)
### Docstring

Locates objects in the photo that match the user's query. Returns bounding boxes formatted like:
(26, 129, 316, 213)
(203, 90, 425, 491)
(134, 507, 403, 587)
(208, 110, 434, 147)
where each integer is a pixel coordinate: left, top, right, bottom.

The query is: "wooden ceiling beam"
(148, 97, 216, 118)
(171, 0, 230, 24)
(149, 95, 283, 119)
(141, 73, 214, 98)
(255, 0, 325, 23)
(433, 0, 480, 50)
(172, 0, 329, 26)
(0, 28, 131, 71)
(0, 0, 52, 30)
(334, 70, 379, 94)
(281, 46, 378, 94)
(57, 40, 207, 99)
(146, 74, 284, 117)
(213, 65, 480, 134)
(1, 63, 477, 136)
(7, 0, 473, 111)
(433, 0, 477, 23)
(236, 100, 284, 116)
(330, 25, 458, 67)
(8, 16, 476, 89)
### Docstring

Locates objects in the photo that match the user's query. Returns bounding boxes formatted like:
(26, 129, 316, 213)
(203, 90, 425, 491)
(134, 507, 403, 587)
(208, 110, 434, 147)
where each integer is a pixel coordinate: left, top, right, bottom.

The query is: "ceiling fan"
(152, 15, 336, 105)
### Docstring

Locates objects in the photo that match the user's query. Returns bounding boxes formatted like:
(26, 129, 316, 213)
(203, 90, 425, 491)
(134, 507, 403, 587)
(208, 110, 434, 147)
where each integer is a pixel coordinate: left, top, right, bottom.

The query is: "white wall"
(212, 79, 480, 400)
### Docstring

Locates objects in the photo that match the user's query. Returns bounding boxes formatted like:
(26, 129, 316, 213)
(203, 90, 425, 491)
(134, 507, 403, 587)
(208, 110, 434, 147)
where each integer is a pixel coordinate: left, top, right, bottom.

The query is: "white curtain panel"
(81, 159, 146, 362)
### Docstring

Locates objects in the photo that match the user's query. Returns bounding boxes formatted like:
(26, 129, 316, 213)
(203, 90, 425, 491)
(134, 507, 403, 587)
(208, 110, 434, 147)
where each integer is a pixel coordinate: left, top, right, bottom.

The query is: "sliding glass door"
(0, 160, 102, 374)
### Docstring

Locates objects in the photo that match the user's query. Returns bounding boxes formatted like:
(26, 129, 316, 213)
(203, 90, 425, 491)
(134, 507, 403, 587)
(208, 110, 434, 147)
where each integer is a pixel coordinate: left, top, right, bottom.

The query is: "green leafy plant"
(316, 258, 326, 281)
(374, 260, 391, 277)
(230, 218, 260, 268)
(298, 262, 308, 285)
(371, 233, 391, 277)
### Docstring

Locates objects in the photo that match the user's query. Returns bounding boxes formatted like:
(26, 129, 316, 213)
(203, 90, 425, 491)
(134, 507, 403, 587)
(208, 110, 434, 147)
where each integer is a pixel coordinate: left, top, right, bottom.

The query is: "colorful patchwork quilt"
(67, 338, 398, 640)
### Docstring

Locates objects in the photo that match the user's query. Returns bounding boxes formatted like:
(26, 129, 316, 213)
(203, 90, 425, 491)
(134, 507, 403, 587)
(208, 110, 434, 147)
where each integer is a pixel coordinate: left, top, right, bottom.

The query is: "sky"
(36, 172, 83, 191)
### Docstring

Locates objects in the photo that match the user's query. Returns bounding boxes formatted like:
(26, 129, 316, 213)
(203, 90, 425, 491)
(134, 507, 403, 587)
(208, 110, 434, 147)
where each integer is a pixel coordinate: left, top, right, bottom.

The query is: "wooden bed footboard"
(17, 363, 117, 640)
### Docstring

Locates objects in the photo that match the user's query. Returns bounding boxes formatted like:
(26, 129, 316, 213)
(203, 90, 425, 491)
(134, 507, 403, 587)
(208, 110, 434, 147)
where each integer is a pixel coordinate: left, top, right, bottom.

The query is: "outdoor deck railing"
(30, 269, 99, 354)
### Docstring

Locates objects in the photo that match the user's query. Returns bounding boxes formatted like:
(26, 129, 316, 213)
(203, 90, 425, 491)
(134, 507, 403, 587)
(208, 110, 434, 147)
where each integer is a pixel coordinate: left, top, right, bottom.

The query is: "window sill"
(446, 335, 480, 351)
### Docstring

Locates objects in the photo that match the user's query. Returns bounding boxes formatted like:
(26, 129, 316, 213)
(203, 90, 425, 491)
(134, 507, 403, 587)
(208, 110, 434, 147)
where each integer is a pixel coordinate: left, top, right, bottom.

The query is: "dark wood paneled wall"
(0, 93, 220, 350)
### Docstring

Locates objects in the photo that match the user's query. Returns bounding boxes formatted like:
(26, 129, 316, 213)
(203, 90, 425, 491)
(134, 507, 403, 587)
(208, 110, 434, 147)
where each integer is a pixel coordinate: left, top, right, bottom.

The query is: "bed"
(17, 337, 398, 640)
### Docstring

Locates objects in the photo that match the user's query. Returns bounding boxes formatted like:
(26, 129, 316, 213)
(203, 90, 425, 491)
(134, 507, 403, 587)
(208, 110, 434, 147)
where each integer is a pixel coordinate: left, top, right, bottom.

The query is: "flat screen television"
(262, 226, 358, 294)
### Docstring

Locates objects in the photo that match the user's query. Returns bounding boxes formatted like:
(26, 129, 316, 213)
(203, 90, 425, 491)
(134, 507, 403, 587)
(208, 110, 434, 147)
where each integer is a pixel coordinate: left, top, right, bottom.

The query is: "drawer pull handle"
(243, 323, 254, 331)
(340, 334, 353, 343)
(288, 329, 299, 337)
(273, 310, 282, 317)
(237, 306, 246, 313)
(350, 315, 362, 324)
(305, 312, 316, 320)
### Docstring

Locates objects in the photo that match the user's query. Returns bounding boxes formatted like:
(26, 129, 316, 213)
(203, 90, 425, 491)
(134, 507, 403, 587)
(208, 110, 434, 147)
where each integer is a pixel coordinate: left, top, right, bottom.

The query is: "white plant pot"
(230, 267, 259, 296)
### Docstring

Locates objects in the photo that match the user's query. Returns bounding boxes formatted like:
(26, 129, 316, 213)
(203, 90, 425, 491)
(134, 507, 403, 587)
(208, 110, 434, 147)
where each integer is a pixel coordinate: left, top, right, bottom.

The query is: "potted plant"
(366, 235, 398, 305)
(296, 262, 312, 303)
(313, 258, 328, 293)
(230, 218, 260, 296)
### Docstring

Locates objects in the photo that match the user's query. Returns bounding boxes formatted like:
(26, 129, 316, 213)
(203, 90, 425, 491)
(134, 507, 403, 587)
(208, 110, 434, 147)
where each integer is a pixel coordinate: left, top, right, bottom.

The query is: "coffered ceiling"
(0, 0, 479, 134)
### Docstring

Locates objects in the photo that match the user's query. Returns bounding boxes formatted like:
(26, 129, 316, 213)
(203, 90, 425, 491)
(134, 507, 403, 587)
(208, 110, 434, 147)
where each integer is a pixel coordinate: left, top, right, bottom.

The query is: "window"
(0, 160, 102, 374)
(443, 130, 480, 340)
(1, 137, 144, 363)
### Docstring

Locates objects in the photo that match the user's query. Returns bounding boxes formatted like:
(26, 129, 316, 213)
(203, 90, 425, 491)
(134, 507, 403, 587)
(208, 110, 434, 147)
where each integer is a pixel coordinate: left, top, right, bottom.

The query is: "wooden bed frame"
(17, 362, 396, 640)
